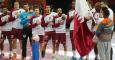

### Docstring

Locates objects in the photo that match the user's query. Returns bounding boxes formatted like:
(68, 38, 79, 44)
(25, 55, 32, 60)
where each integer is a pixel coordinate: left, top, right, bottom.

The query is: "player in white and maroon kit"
(67, 1, 77, 60)
(53, 8, 67, 60)
(31, 6, 45, 58)
(0, 8, 14, 58)
(11, 1, 25, 59)
(42, 5, 56, 58)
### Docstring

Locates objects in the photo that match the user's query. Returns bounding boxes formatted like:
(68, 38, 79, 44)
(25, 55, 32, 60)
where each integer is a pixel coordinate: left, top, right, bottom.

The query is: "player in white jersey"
(0, 8, 14, 58)
(67, 1, 77, 60)
(11, 1, 25, 59)
(32, 7, 44, 43)
(42, 5, 56, 58)
(53, 8, 67, 60)
(31, 6, 45, 57)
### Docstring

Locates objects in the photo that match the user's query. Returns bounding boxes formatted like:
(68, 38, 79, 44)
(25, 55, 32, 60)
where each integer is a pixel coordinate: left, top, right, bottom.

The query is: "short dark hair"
(101, 7, 109, 18)
(14, 1, 19, 4)
(46, 5, 51, 7)
(34, 5, 40, 10)
(94, 2, 101, 12)
(23, 3, 29, 6)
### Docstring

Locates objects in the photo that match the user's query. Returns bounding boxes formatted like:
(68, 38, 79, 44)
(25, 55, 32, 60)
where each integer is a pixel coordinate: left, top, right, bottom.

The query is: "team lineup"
(0, 0, 114, 60)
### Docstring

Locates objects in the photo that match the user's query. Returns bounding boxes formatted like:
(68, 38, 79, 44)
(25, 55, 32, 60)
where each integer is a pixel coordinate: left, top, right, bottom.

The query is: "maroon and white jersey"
(44, 14, 54, 32)
(12, 9, 25, 29)
(0, 14, 13, 31)
(54, 14, 67, 33)
(68, 10, 75, 30)
(0, 12, 3, 30)
(32, 15, 45, 35)
(51, 12, 58, 17)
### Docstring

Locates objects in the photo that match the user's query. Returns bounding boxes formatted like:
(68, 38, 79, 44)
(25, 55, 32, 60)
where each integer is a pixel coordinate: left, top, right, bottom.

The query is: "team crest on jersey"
(1, 15, 10, 22)
(33, 16, 42, 24)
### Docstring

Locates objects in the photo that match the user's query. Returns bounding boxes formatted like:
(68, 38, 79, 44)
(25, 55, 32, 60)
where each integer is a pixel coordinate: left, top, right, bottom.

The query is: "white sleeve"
(12, 11, 18, 18)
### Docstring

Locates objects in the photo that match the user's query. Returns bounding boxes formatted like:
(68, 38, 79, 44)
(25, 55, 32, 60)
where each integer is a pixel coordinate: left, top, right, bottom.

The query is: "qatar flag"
(73, 0, 95, 57)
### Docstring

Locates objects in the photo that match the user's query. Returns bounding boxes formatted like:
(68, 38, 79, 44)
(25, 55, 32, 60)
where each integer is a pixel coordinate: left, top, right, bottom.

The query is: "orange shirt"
(101, 18, 113, 27)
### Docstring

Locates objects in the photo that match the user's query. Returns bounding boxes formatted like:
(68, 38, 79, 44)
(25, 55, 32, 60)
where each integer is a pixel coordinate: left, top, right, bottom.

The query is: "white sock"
(52, 53, 55, 57)
(13, 49, 16, 53)
(64, 51, 67, 57)
(73, 51, 76, 58)
(9, 51, 13, 55)
(54, 51, 58, 57)
(1, 50, 4, 54)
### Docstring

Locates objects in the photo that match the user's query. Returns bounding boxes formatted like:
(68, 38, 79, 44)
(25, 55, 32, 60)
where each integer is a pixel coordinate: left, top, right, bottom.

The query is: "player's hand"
(60, 20, 64, 25)
(15, 12, 19, 17)
(85, 16, 92, 21)
(28, 16, 33, 20)
(49, 22, 54, 25)
(37, 22, 41, 25)
(5, 15, 10, 22)
(61, 14, 66, 20)
(32, 35, 39, 41)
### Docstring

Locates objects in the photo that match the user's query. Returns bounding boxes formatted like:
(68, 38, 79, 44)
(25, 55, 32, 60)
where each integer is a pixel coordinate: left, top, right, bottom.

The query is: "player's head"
(34, 6, 40, 15)
(14, 1, 20, 9)
(23, 3, 30, 11)
(46, 5, 51, 14)
(57, 8, 62, 14)
(71, 0, 75, 9)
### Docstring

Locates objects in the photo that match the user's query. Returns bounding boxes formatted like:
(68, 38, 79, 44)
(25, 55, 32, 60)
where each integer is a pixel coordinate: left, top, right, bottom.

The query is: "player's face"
(34, 8, 40, 15)
(57, 8, 62, 14)
(100, 9, 104, 17)
(72, 1, 75, 9)
(14, 2, 19, 9)
(3, 8, 8, 14)
(24, 4, 29, 11)
(46, 6, 51, 13)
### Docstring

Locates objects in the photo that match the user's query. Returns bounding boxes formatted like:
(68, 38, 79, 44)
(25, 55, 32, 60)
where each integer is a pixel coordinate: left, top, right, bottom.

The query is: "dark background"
(0, 0, 114, 14)
(46, 0, 72, 14)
